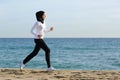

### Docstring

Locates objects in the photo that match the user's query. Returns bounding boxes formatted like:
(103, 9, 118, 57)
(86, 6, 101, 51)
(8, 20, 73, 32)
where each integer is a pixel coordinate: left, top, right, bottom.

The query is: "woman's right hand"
(38, 35, 42, 39)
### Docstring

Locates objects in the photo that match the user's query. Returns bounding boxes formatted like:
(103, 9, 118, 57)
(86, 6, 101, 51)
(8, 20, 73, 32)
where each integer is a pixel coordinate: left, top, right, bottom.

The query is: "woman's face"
(42, 13, 46, 20)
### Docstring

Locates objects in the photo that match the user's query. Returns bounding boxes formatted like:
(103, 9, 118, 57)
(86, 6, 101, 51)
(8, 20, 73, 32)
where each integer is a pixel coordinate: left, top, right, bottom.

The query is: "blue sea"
(0, 38, 120, 70)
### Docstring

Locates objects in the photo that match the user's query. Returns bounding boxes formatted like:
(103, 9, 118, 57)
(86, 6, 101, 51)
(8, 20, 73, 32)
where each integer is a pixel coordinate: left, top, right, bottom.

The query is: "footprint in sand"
(54, 75, 66, 79)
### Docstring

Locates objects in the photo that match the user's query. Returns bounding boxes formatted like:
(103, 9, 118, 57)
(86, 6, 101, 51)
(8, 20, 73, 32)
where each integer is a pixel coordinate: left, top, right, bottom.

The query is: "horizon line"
(0, 37, 120, 38)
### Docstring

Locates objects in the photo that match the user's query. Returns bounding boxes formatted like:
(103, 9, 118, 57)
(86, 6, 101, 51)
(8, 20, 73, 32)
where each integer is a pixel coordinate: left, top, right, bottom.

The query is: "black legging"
(23, 39, 51, 68)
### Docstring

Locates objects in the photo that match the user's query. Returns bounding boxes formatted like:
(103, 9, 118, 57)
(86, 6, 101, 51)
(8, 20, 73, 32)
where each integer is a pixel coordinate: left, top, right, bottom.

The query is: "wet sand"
(0, 68, 120, 80)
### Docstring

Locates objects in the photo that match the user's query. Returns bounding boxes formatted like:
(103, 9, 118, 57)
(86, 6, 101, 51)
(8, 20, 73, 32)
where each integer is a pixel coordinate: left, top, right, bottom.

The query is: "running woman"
(20, 11, 55, 71)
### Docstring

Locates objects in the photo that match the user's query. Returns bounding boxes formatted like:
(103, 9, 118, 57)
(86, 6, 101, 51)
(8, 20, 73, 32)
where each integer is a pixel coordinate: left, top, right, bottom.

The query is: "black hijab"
(36, 11, 45, 24)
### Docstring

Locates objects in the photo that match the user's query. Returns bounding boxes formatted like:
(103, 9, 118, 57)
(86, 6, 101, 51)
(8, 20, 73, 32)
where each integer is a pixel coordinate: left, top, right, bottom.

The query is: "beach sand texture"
(0, 68, 120, 80)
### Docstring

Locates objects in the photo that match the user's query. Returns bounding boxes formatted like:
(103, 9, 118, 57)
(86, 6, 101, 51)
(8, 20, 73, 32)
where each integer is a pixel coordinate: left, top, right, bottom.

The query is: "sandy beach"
(0, 68, 120, 80)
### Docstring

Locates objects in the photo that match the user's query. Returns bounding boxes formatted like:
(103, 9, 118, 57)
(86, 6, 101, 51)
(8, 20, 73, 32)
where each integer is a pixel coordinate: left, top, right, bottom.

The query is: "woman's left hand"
(50, 27, 54, 31)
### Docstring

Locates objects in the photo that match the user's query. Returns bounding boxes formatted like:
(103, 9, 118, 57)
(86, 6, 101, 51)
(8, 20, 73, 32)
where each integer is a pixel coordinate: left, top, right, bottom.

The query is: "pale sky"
(0, 0, 120, 38)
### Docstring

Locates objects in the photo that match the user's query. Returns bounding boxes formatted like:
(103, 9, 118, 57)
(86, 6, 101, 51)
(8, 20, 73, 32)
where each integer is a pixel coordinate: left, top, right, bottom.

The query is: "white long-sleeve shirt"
(31, 21, 50, 39)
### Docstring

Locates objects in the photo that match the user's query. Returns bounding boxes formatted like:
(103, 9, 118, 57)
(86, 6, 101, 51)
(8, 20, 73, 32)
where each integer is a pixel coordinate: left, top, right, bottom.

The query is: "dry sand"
(0, 68, 120, 80)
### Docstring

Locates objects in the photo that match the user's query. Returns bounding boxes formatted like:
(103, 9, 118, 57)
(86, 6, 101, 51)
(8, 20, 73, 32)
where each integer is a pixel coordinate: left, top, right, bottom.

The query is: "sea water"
(0, 38, 120, 70)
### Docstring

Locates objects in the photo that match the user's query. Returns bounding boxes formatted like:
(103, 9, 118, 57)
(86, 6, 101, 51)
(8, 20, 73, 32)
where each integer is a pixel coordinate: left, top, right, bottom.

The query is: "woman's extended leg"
(23, 39, 41, 64)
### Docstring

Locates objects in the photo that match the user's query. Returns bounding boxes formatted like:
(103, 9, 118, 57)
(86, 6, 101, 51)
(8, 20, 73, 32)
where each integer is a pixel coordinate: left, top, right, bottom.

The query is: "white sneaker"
(47, 67, 56, 71)
(20, 62, 25, 70)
